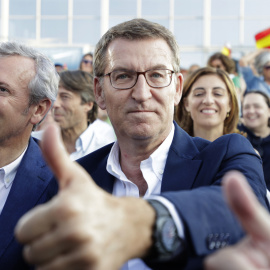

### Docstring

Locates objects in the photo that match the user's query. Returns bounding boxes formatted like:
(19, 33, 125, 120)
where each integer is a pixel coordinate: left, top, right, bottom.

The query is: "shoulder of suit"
(77, 143, 113, 166)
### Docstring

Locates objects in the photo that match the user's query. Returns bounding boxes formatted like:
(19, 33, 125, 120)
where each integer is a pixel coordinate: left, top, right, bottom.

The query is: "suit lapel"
(0, 138, 53, 258)
(91, 154, 115, 193)
(161, 123, 202, 192)
(78, 145, 115, 194)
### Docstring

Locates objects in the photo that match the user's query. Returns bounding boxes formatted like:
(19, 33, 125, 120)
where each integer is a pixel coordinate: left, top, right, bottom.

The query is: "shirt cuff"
(147, 195, 185, 240)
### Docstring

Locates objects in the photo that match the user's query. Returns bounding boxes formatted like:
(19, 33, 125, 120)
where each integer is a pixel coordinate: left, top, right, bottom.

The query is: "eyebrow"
(193, 87, 226, 91)
(244, 102, 261, 107)
(111, 64, 170, 72)
(59, 92, 73, 96)
(193, 87, 205, 91)
(0, 81, 12, 88)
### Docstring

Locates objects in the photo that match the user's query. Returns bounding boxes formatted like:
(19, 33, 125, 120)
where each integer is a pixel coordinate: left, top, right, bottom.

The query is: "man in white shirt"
(52, 70, 115, 160)
(0, 41, 59, 269)
(15, 19, 269, 270)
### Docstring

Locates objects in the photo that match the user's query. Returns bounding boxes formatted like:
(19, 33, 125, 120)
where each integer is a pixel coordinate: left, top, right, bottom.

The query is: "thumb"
(41, 123, 88, 189)
(223, 171, 270, 240)
(15, 123, 98, 244)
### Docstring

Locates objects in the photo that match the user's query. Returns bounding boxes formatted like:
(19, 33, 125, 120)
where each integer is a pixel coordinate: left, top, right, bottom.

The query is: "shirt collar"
(107, 124, 175, 180)
(0, 146, 28, 188)
(75, 124, 95, 152)
(143, 124, 175, 181)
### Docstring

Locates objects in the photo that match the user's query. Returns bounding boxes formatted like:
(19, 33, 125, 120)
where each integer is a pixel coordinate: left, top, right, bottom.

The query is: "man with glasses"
(16, 19, 269, 270)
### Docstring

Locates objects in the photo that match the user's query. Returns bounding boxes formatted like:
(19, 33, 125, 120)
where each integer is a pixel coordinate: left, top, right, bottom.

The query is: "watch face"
(161, 218, 177, 252)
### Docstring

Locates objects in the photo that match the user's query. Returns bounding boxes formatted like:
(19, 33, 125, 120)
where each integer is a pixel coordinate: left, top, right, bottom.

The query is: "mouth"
(200, 109, 217, 114)
(247, 116, 258, 120)
(129, 110, 154, 114)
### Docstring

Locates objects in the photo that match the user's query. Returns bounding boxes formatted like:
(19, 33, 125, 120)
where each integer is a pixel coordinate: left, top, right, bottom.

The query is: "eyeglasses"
(82, 60, 93, 65)
(264, 65, 270, 70)
(103, 69, 175, 90)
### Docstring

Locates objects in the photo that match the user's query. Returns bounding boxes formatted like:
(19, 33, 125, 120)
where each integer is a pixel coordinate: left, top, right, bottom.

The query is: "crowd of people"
(0, 17, 270, 270)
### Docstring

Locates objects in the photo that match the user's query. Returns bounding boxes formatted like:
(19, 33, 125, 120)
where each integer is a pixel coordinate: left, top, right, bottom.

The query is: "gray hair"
(0, 41, 59, 129)
(0, 41, 59, 106)
(94, 18, 181, 77)
(254, 51, 270, 75)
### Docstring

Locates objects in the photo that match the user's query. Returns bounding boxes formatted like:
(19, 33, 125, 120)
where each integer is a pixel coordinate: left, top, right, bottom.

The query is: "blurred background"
(0, 0, 269, 70)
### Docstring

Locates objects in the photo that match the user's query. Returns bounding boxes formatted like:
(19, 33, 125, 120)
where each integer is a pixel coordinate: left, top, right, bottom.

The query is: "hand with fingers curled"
(15, 124, 155, 270)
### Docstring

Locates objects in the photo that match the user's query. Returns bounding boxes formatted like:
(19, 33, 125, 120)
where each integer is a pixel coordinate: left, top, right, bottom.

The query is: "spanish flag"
(255, 28, 270, 49)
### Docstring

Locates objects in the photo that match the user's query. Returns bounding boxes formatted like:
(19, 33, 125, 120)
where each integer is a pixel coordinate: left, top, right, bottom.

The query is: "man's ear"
(84, 101, 94, 113)
(30, 99, 52, 125)
(94, 77, 106, 110)
(174, 73, 183, 106)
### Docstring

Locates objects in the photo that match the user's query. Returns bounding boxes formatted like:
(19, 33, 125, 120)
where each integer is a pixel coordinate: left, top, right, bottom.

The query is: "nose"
(246, 106, 255, 114)
(53, 95, 61, 109)
(131, 74, 152, 102)
(202, 92, 214, 105)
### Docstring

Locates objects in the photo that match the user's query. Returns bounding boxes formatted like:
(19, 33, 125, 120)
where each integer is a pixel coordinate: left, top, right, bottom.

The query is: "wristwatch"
(145, 199, 185, 261)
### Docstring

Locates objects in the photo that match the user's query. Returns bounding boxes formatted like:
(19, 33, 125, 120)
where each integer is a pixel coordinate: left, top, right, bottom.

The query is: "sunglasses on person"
(82, 60, 93, 65)
(264, 65, 270, 70)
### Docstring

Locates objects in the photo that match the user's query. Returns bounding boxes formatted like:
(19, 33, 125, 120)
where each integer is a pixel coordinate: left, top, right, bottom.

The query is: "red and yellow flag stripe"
(255, 28, 270, 49)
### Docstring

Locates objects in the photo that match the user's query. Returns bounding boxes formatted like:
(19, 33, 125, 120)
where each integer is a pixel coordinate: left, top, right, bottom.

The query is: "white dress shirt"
(0, 147, 28, 215)
(32, 119, 116, 161)
(107, 125, 184, 270)
(70, 119, 116, 161)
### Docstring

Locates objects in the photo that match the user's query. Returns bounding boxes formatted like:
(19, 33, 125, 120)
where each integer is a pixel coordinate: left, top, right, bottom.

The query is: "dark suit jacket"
(78, 123, 269, 269)
(0, 137, 58, 270)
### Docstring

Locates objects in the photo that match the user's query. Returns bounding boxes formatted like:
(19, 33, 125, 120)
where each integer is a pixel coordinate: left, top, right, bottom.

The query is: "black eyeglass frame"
(103, 69, 175, 90)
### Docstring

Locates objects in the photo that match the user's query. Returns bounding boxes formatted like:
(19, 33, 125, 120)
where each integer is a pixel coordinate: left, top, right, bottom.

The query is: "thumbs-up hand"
(204, 171, 270, 270)
(15, 123, 155, 270)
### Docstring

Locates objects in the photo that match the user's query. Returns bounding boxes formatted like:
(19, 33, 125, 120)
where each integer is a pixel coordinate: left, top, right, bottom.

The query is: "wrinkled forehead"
(0, 55, 35, 89)
(105, 38, 174, 72)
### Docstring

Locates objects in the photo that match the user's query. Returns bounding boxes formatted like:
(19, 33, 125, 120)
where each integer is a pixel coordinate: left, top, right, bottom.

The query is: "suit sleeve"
(160, 134, 269, 259)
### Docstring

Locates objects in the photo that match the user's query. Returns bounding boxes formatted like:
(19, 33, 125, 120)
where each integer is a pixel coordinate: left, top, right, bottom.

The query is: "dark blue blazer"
(78, 123, 269, 270)
(0, 137, 58, 270)
(238, 123, 270, 189)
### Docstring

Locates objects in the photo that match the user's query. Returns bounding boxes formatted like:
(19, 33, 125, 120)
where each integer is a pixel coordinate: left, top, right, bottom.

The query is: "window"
(41, 19, 68, 43)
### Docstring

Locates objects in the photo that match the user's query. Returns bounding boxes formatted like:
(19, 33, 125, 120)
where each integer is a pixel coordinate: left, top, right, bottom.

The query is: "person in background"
(238, 90, 270, 189)
(239, 49, 270, 95)
(176, 67, 240, 141)
(15, 18, 268, 270)
(186, 63, 200, 78)
(31, 109, 55, 140)
(79, 52, 110, 123)
(54, 63, 65, 73)
(208, 52, 235, 74)
(79, 52, 93, 74)
(53, 70, 115, 160)
(208, 52, 246, 110)
(0, 41, 59, 269)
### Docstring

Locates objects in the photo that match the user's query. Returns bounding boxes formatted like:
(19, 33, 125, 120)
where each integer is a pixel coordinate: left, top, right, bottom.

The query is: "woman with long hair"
(176, 67, 240, 141)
